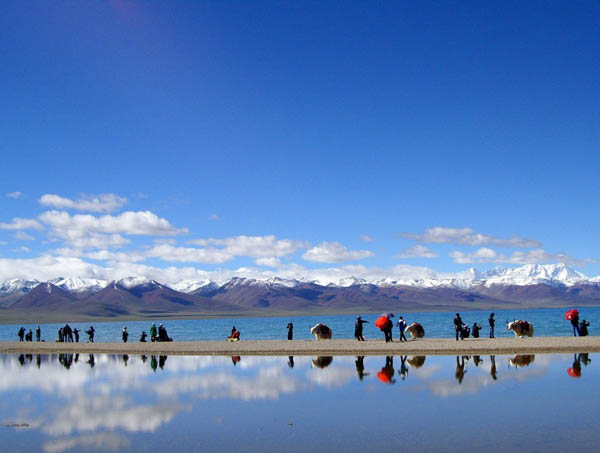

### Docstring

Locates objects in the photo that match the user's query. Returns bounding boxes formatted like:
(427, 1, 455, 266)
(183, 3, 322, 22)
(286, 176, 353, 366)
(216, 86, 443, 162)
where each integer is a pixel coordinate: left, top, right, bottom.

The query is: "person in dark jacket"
(454, 313, 465, 341)
(287, 322, 293, 340)
(25, 329, 33, 341)
(488, 313, 495, 338)
(35, 325, 41, 342)
(18, 327, 25, 341)
(140, 331, 148, 342)
(472, 323, 482, 338)
(383, 313, 394, 343)
(397, 317, 407, 342)
(354, 316, 369, 341)
(122, 327, 129, 343)
(580, 319, 590, 337)
(86, 326, 95, 343)
(73, 328, 80, 343)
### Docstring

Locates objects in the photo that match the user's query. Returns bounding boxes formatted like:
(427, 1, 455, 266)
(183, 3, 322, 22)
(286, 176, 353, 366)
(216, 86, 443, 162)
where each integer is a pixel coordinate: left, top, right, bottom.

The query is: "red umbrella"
(565, 309, 579, 321)
(567, 367, 581, 378)
(375, 315, 389, 331)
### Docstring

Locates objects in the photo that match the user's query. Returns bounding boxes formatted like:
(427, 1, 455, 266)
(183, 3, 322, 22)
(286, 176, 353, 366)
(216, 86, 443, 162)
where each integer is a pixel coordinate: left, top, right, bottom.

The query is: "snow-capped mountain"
(0, 278, 40, 296)
(50, 277, 108, 293)
(0, 264, 596, 295)
(115, 276, 162, 289)
(168, 279, 219, 293)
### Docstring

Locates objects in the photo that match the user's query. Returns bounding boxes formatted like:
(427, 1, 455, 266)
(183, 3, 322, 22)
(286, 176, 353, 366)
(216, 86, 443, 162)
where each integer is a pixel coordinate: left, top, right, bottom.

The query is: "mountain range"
(2, 263, 600, 322)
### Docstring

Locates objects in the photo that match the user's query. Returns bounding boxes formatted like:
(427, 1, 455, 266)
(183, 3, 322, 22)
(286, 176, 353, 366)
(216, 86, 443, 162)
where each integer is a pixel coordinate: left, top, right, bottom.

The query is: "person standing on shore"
(488, 313, 495, 338)
(472, 323, 482, 338)
(397, 317, 407, 342)
(18, 327, 25, 341)
(287, 322, 293, 340)
(454, 313, 465, 341)
(86, 325, 95, 343)
(122, 326, 129, 343)
(150, 323, 157, 342)
(570, 311, 580, 336)
(383, 313, 394, 343)
(580, 319, 590, 337)
(73, 328, 80, 343)
(354, 316, 369, 341)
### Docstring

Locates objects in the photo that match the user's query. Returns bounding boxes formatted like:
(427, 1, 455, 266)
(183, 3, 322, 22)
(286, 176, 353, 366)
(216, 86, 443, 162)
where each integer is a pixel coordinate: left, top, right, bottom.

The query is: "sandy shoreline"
(1, 336, 599, 356)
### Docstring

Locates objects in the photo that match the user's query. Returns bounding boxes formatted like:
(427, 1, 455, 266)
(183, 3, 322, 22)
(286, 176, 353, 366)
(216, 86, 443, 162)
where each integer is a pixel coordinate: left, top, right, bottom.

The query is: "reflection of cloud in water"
(306, 366, 357, 388)
(43, 396, 183, 436)
(43, 433, 130, 453)
(153, 366, 304, 400)
(412, 355, 560, 398)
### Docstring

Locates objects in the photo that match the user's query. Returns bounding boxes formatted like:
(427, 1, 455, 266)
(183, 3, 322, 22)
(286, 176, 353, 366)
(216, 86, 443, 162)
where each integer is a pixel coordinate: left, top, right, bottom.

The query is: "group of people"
(453, 313, 495, 341)
(567, 311, 590, 337)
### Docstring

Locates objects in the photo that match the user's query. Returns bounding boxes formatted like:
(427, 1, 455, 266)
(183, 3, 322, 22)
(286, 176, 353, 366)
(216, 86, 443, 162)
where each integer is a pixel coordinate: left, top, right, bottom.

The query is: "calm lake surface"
(0, 352, 598, 452)
(1, 306, 598, 342)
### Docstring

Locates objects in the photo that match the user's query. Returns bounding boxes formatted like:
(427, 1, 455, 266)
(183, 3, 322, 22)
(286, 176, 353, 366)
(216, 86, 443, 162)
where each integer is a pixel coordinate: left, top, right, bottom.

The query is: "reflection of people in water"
(455, 356, 467, 384)
(568, 353, 591, 378)
(122, 354, 129, 366)
(288, 356, 294, 368)
(377, 356, 396, 384)
(18, 354, 25, 366)
(232, 356, 241, 365)
(578, 353, 592, 366)
(159, 355, 167, 370)
(473, 355, 483, 366)
(490, 355, 497, 380)
(151, 355, 158, 372)
(59, 353, 73, 370)
(36, 354, 41, 368)
(399, 356, 409, 380)
(355, 356, 369, 380)
(141, 355, 147, 363)
(87, 354, 95, 368)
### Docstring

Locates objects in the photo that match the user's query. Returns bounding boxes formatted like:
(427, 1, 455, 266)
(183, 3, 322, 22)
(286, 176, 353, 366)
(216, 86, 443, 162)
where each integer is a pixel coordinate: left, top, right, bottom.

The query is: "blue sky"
(1, 1, 599, 283)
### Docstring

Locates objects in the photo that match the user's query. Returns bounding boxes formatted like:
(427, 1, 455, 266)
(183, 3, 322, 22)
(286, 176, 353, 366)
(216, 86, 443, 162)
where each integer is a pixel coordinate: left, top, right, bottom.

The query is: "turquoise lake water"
(1, 306, 598, 342)
(0, 352, 598, 452)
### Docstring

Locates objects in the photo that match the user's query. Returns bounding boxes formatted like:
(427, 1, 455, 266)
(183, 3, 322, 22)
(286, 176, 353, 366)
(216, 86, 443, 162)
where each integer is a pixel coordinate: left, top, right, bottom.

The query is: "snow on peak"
(116, 276, 160, 289)
(50, 277, 108, 293)
(481, 263, 587, 287)
(168, 279, 215, 293)
(0, 279, 40, 295)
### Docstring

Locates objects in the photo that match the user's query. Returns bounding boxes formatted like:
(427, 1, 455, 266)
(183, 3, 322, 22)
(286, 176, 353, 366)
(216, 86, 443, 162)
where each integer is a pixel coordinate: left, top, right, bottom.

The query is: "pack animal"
(310, 323, 332, 340)
(507, 320, 534, 338)
(405, 322, 425, 339)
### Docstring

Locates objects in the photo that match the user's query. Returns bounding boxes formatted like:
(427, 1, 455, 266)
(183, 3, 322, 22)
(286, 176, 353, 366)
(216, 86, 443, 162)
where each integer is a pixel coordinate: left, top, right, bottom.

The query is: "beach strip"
(1, 336, 599, 356)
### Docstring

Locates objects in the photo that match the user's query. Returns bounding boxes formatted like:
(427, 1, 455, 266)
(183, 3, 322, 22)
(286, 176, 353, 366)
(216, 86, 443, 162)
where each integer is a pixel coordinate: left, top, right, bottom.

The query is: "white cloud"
(302, 241, 374, 263)
(255, 257, 282, 267)
(6, 191, 22, 199)
(359, 234, 374, 243)
(0, 217, 44, 231)
(208, 213, 219, 221)
(145, 244, 233, 264)
(39, 193, 127, 213)
(190, 235, 306, 258)
(449, 247, 592, 266)
(397, 245, 439, 259)
(14, 231, 35, 241)
(38, 210, 185, 249)
(403, 227, 541, 248)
